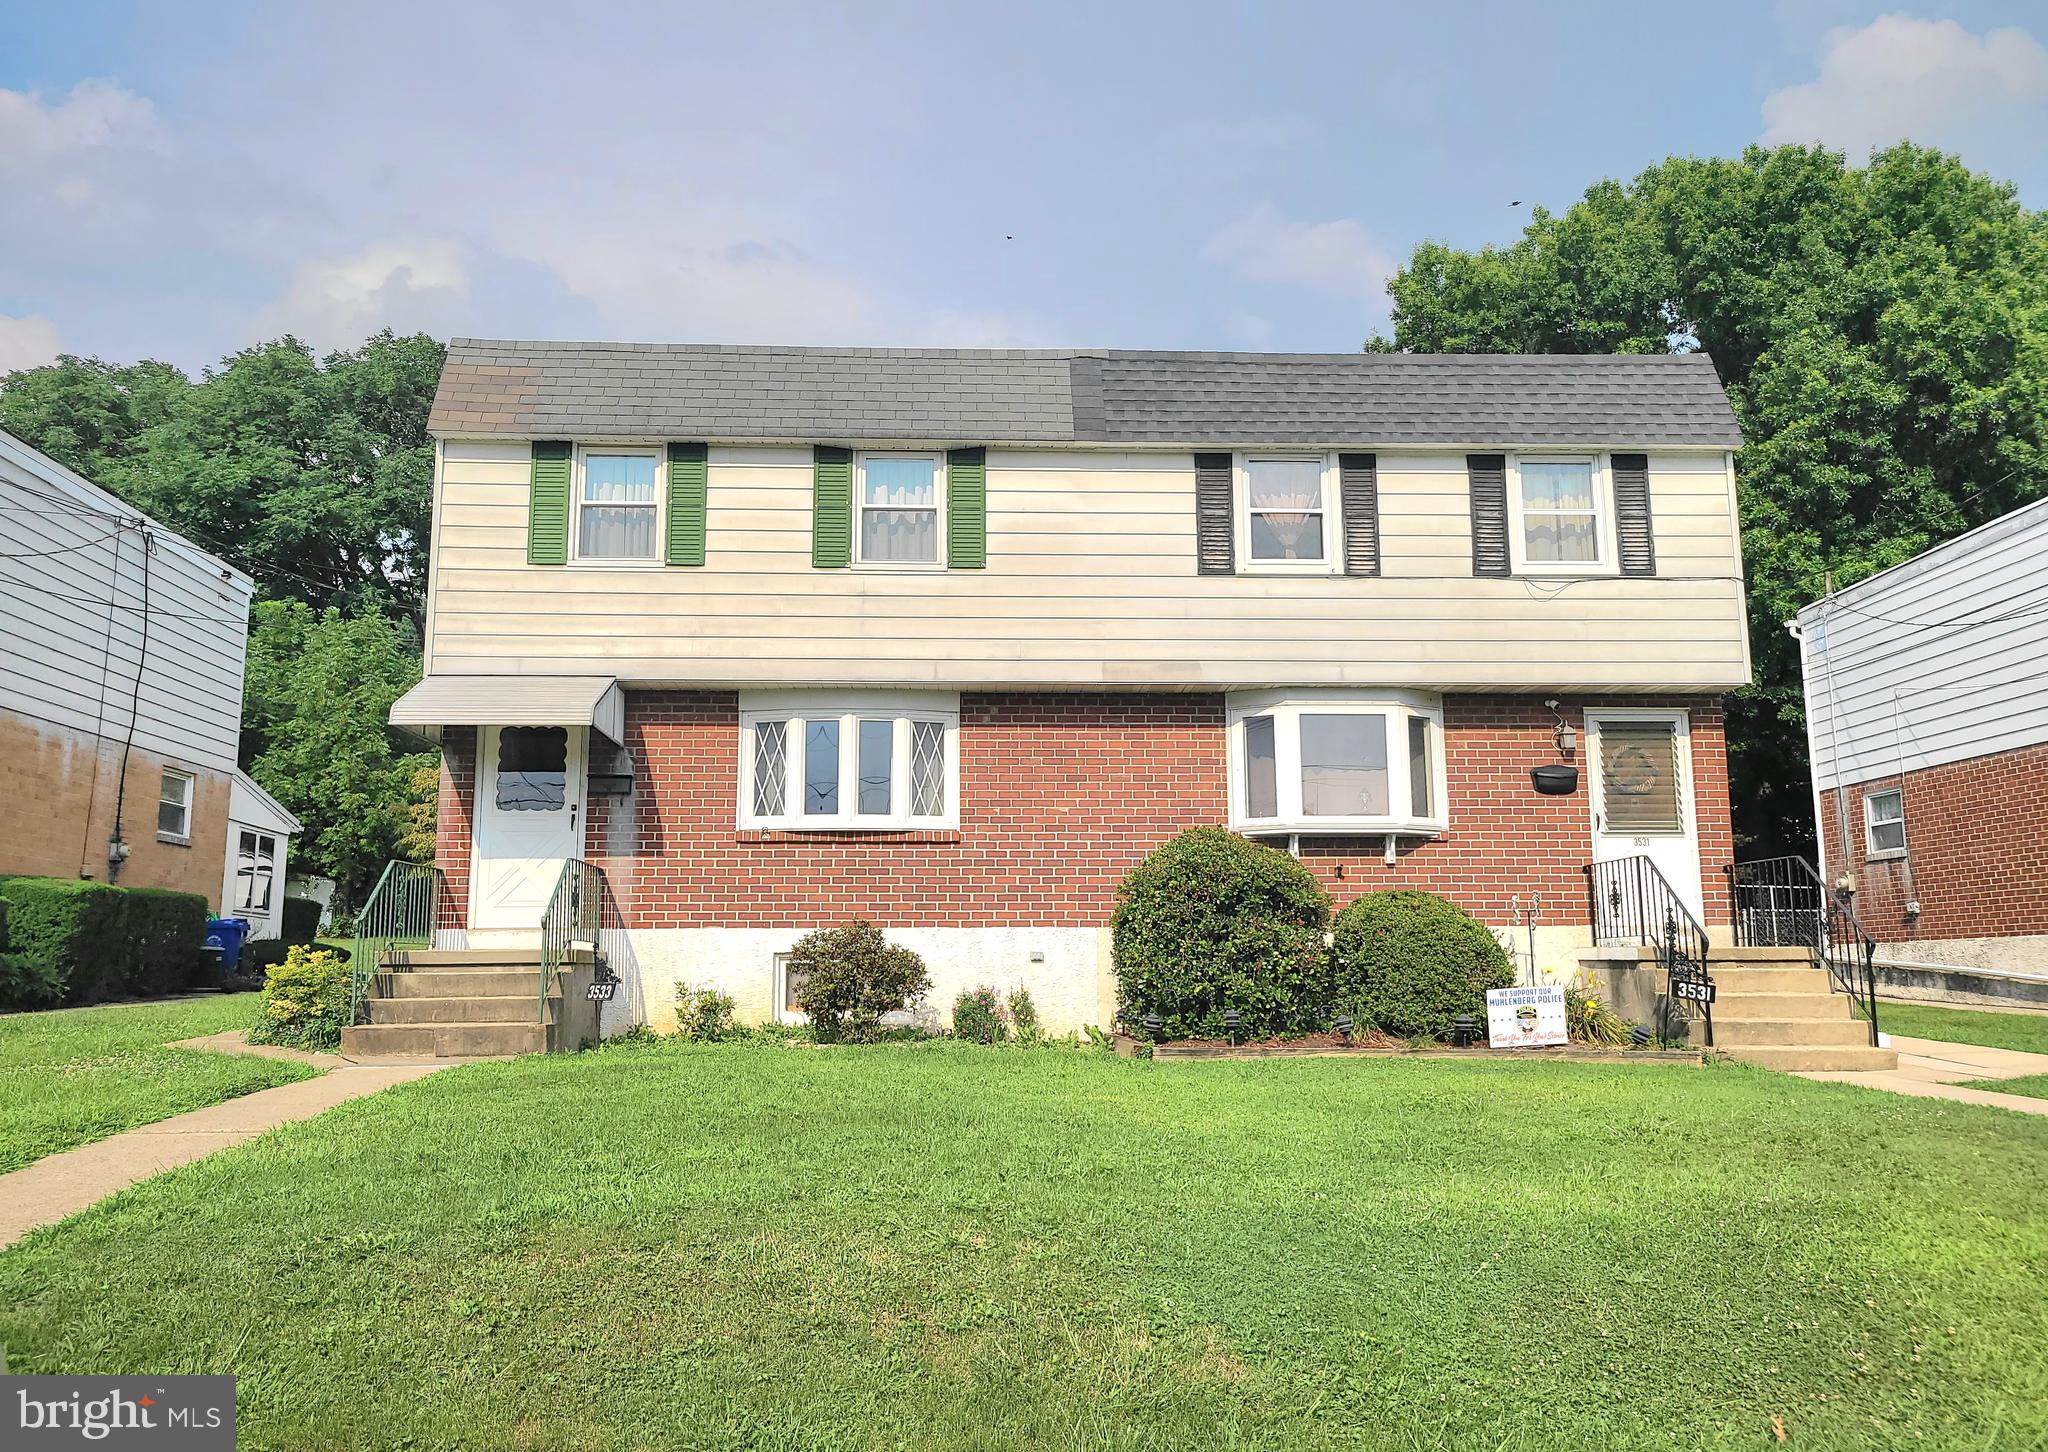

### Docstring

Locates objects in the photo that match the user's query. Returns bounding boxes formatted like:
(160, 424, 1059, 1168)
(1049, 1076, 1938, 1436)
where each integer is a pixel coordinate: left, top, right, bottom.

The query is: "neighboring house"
(1792, 496, 2048, 976)
(0, 427, 256, 907)
(395, 342, 1750, 1031)
(224, 769, 301, 940)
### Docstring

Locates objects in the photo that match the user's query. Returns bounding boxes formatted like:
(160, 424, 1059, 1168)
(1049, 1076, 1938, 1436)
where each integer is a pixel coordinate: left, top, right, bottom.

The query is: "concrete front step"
(1694, 1017, 1874, 1048)
(391, 947, 545, 968)
(1706, 966, 1837, 994)
(1711, 992, 1860, 1021)
(1721, 1044, 1899, 1072)
(341, 1022, 553, 1058)
(1708, 945, 1831, 964)
(366, 995, 541, 1025)
(382, 969, 537, 998)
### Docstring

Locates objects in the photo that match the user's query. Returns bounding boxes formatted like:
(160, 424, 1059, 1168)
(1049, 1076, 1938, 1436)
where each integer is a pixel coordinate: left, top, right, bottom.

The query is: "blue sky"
(3, 1, 2045, 372)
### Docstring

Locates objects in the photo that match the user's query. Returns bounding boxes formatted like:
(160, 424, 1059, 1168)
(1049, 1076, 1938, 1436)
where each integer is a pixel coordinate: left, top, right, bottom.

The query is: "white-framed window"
(1238, 453, 1337, 572)
(739, 690, 959, 830)
(157, 768, 194, 842)
(235, 830, 277, 912)
(855, 452, 945, 567)
(1864, 788, 1906, 859)
(574, 446, 662, 563)
(772, 952, 808, 1025)
(1507, 455, 1618, 576)
(1227, 689, 1446, 835)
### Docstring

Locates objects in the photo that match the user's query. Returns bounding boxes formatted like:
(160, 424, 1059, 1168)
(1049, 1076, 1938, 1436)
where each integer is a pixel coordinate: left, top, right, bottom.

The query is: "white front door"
(472, 725, 585, 931)
(1585, 709, 1704, 924)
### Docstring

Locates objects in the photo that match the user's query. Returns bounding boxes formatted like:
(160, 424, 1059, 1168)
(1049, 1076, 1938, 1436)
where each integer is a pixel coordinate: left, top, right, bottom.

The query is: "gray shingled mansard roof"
(429, 340, 1742, 448)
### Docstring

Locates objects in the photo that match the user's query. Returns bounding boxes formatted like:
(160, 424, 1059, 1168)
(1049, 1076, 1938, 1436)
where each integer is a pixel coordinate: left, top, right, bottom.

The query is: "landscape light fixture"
(1451, 1014, 1479, 1048)
(1222, 1008, 1242, 1045)
(1142, 1011, 1163, 1043)
(1630, 1024, 1652, 1049)
(1334, 1012, 1354, 1045)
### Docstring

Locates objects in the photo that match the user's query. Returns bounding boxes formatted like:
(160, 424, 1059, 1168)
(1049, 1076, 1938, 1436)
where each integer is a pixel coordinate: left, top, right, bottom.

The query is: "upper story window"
(1228, 690, 1445, 835)
(857, 453, 944, 567)
(157, 768, 194, 842)
(1239, 454, 1335, 572)
(1864, 788, 1905, 858)
(1508, 456, 1616, 576)
(740, 691, 959, 831)
(576, 449, 660, 562)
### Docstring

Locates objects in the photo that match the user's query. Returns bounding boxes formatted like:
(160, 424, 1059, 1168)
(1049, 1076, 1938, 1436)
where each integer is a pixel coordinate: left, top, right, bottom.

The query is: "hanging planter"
(1531, 764, 1579, 795)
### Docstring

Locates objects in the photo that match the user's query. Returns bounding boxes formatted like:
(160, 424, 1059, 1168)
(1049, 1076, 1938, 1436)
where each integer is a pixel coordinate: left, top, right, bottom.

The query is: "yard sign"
(1486, 985, 1568, 1048)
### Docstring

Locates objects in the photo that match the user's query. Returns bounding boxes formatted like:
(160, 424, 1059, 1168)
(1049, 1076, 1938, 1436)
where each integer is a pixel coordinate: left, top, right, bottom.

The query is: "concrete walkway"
(1798, 1034, 2048, 1116)
(0, 1058, 445, 1250)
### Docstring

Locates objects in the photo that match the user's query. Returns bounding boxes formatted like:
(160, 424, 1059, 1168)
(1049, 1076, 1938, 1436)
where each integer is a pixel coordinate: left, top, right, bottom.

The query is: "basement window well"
(1227, 690, 1446, 836)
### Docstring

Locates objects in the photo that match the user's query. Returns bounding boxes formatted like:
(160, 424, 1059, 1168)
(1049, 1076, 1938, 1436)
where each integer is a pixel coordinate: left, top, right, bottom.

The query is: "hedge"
(281, 895, 323, 945)
(0, 876, 210, 1009)
(1330, 889, 1516, 1039)
(1112, 827, 1331, 1039)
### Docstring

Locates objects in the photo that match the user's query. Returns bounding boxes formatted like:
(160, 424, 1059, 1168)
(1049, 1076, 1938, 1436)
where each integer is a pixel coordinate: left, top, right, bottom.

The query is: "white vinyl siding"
(1796, 497, 2048, 794)
(427, 442, 1747, 692)
(0, 432, 253, 775)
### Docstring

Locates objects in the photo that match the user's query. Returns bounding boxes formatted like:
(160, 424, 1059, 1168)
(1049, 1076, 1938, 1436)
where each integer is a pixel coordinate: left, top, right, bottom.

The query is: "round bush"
(1112, 827, 1331, 1040)
(789, 921, 932, 1043)
(1330, 890, 1515, 1039)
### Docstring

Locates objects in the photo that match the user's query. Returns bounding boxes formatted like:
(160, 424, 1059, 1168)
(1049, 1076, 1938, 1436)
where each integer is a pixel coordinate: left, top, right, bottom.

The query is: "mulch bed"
(1112, 1032, 1701, 1064)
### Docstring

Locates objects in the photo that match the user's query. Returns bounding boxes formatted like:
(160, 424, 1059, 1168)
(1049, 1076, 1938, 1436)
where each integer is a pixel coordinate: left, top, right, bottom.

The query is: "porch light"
(1222, 1008, 1241, 1044)
(1451, 1014, 1479, 1048)
(1333, 1012, 1354, 1044)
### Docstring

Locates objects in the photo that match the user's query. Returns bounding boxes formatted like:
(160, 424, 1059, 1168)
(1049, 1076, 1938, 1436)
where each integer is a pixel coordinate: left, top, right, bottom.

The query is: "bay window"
(1227, 690, 1445, 835)
(740, 691, 959, 830)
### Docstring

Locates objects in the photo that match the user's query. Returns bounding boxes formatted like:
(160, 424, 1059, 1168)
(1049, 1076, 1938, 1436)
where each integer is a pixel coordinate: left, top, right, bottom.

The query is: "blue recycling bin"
(205, 916, 250, 975)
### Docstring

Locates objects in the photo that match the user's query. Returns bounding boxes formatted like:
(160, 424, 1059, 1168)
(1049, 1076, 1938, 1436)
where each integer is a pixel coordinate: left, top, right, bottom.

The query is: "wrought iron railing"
(1726, 855, 1880, 1046)
(348, 862, 460, 1024)
(538, 858, 612, 1023)
(1585, 854, 1715, 1046)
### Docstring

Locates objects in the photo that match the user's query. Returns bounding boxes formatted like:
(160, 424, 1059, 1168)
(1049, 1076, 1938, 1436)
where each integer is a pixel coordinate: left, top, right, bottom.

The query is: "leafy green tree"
(0, 355, 189, 477)
(1377, 143, 2048, 853)
(240, 600, 436, 908)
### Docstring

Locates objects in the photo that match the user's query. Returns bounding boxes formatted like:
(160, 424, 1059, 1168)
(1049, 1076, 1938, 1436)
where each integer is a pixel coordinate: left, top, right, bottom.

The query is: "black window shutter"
(1611, 452, 1656, 577)
(1468, 454, 1510, 577)
(1339, 452, 1380, 577)
(1194, 452, 1234, 575)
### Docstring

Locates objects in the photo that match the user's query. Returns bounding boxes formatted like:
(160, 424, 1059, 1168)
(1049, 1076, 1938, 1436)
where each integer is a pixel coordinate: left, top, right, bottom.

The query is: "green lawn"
(1964, 1072, 2048, 1101)
(1879, 1000, 2048, 1055)
(3, 1044, 2046, 1450)
(0, 994, 317, 1173)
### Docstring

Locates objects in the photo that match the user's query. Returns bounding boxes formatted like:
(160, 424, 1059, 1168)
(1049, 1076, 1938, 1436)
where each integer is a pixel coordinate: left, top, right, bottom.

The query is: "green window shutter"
(666, 441, 708, 566)
(812, 445, 852, 568)
(528, 440, 572, 565)
(946, 446, 987, 569)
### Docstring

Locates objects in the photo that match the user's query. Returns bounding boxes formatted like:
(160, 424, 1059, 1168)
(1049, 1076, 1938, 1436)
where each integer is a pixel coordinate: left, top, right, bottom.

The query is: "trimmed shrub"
(674, 985, 739, 1042)
(249, 945, 352, 1051)
(281, 895, 323, 945)
(1112, 827, 1331, 1040)
(0, 876, 208, 1006)
(1330, 890, 1515, 1039)
(1009, 986, 1041, 1044)
(788, 921, 931, 1044)
(953, 986, 1008, 1044)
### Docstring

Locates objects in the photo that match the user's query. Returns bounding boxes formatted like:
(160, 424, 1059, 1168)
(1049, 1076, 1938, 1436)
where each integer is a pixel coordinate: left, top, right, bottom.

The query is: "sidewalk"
(0, 1060, 445, 1250)
(1798, 1034, 2048, 1116)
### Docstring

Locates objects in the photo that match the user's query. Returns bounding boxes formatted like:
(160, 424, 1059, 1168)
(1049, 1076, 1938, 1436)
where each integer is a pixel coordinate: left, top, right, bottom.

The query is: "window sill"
(1238, 561, 1338, 576)
(1864, 849, 1906, 863)
(156, 832, 193, 848)
(849, 561, 946, 573)
(565, 559, 667, 570)
(1511, 563, 1621, 580)
(1235, 819, 1446, 839)
(738, 827, 962, 844)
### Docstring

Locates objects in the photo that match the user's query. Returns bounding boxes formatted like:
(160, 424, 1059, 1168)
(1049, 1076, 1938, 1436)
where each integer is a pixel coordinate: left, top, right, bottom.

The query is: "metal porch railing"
(1726, 855, 1881, 1047)
(1585, 854, 1716, 1046)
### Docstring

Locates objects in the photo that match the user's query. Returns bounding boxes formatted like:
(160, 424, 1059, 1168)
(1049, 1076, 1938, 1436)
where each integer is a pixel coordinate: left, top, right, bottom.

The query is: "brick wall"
(0, 709, 230, 901)
(1818, 739, 2048, 945)
(434, 726, 477, 926)
(441, 691, 1731, 931)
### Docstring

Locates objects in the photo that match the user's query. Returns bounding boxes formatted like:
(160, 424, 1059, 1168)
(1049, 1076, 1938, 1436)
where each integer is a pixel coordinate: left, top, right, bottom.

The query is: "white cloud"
(1762, 16, 2048, 154)
(0, 79, 165, 170)
(261, 241, 471, 348)
(1202, 204, 1398, 302)
(0, 315, 63, 374)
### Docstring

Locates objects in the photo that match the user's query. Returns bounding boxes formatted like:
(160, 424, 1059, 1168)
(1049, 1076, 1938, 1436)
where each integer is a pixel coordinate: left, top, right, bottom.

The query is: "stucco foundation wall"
(0, 710, 230, 901)
(614, 926, 1111, 1036)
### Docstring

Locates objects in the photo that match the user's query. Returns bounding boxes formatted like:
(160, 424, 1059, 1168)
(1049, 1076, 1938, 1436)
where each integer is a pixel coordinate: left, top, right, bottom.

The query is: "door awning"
(389, 675, 625, 749)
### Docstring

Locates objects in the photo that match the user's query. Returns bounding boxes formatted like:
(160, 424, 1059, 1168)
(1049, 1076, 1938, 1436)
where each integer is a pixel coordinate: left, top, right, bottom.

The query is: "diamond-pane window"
(752, 721, 788, 818)
(910, 720, 945, 817)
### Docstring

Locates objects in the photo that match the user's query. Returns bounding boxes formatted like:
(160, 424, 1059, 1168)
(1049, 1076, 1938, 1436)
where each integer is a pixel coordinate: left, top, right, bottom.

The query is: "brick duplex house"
(393, 342, 1750, 1032)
